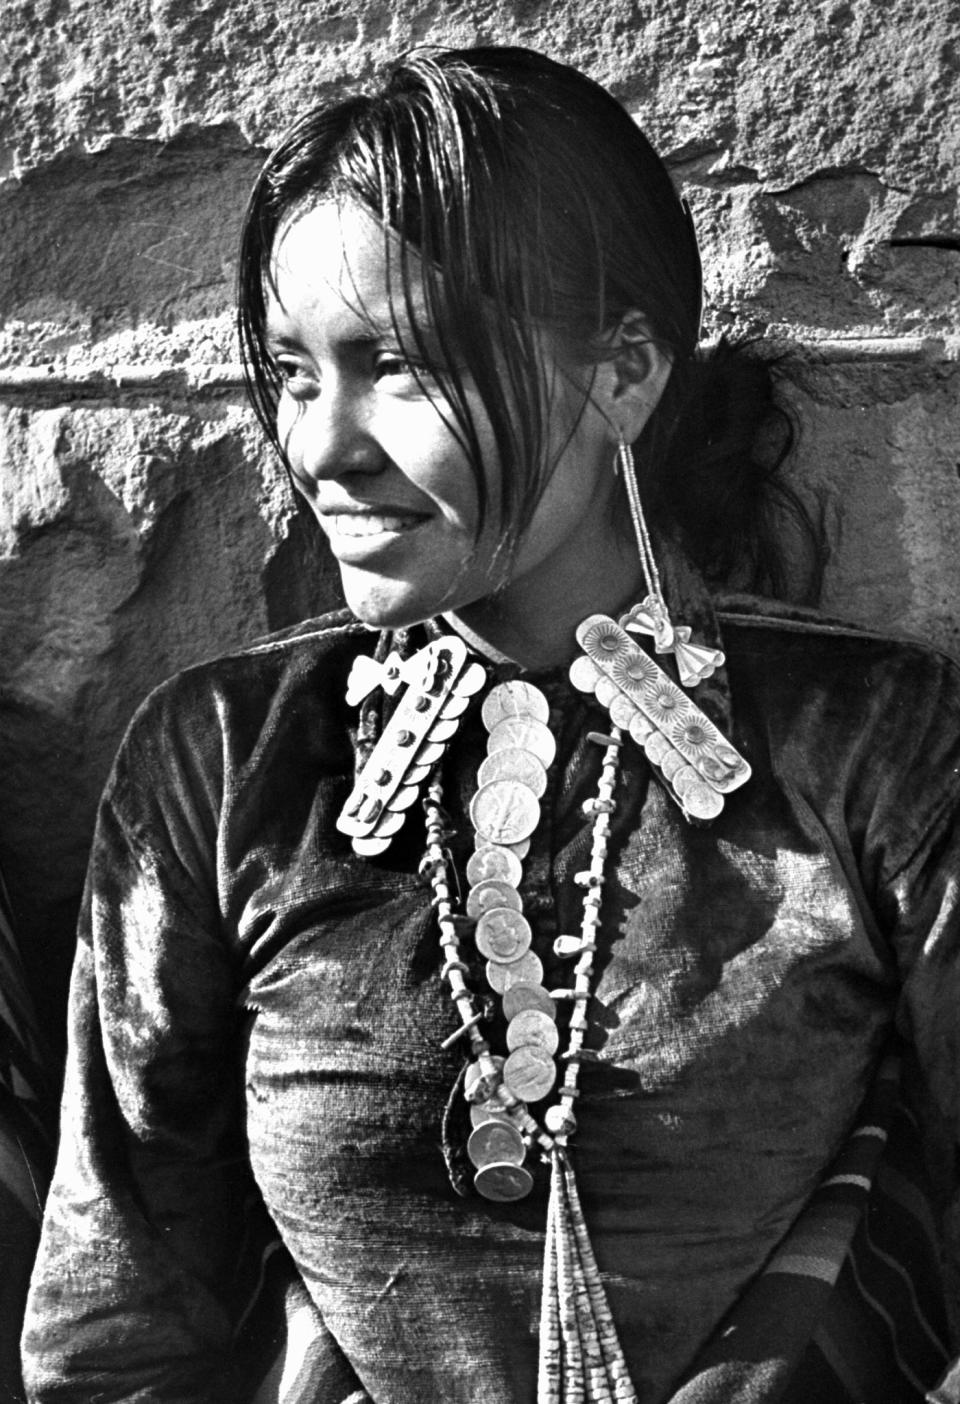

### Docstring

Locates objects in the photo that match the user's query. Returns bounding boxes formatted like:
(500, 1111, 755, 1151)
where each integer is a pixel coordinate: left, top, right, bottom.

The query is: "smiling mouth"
(323, 511, 430, 539)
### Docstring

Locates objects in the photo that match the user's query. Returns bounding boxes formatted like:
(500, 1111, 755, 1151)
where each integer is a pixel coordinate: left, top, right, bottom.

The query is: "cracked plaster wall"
(1, 0, 959, 1038)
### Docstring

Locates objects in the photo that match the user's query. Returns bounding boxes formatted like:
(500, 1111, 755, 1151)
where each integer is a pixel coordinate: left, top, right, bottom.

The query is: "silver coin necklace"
(337, 623, 751, 1404)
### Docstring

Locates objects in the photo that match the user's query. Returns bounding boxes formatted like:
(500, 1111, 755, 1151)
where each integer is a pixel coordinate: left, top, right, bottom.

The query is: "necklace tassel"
(538, 1150, 638, 1403)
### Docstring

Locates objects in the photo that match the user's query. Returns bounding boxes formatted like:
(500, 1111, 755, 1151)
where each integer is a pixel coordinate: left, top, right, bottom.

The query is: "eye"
(372, 351, 444, 403)
(272, 354, 317, 398)
(373, 350, 428, 381)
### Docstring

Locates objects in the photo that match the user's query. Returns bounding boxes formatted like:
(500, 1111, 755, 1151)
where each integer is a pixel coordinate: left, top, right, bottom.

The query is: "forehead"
(267, 199, 417, 339)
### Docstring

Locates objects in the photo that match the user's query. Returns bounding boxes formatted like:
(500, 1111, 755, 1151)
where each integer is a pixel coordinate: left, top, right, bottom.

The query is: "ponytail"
(638, 338, 827, 603)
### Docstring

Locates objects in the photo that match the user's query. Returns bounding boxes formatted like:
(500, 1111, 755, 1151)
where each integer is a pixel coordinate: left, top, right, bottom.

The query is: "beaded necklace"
(425, 680, 622, 1193)
(338, 612, 750, 1404)
(422, 681, 635, 1402)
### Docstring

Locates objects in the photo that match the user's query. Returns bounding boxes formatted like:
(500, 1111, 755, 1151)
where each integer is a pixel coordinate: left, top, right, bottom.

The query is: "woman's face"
(266, 199, 630, 639)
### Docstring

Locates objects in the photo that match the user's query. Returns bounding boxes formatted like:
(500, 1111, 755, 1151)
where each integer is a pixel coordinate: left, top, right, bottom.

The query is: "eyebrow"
(265, 304, 448, 360)
(263, 327, 301, 351)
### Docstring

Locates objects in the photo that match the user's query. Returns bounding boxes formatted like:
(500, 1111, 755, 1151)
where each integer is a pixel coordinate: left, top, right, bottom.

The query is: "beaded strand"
(547, 729, 623, 1144)
(341, 612, 742, 1404)
(536, 1150, 637, 1403)
(423, 780, 549, 1152)
(422, 705, 638, 1403)
(423, 722, 625, 1163)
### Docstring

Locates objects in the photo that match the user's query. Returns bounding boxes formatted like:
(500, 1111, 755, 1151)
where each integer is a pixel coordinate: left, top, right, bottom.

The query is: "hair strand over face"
(238, 45, 825, 602)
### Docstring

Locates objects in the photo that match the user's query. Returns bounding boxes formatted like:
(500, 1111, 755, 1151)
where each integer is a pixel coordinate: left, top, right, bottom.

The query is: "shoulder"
(156, 607, 369, 698)
(717, 594, 960, 865)
(103, 610, 375, 824)
(718, 593, 960, 721)
(129, 608, 370, 735)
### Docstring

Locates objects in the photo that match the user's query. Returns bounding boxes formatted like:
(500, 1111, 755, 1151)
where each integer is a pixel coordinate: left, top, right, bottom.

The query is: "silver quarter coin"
(482, 681, 550, 730)
(506, 1008, 559, 1056)
(503, 1044, 557, 1102)
(474, 1162, 534, 1202)
(504, 836, 531, 860)
(660, 748, 686, 782)
(628, 712, 653, 744)
(469, 1101, 510, 1127)
(470, 779, 540, 845)
(568, 655, 600, 692)
(476, 908, 532, 964)
(485, 950, 544, 994)
(467, 1119, 526, 1169)
(475, 833, 530, 861)
(672, 764, 701, 797)
(644, 731, 672, 766)
(351, 834, 392, 856)
(466, 879, 522, 919)
(682, 780, 724, 821)
(502, 982, 556, 1020)
(608, 693, 638, 729)
(487, 718, 557, 769)
(478, 747, 548, 799)
(465, 844, 524, 888)
(594, 675, 619, 709)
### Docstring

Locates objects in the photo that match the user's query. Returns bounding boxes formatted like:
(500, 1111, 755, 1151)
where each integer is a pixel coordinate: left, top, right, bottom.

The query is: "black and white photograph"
(1, 3, 958, 1401)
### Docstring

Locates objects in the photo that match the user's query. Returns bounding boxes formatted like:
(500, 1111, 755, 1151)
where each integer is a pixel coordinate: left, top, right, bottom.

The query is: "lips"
(325, 511, 428, 538)
(317, 506, 433, 561)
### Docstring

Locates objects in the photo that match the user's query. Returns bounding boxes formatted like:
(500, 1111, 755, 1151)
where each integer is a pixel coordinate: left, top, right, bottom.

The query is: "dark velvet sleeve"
(874, 654, 960, 1186)
(871, 654, 960, 1400)
(0, 868, 53, 1402)
(894, 798, 960, 1403)
(20, 677, 367, 1404)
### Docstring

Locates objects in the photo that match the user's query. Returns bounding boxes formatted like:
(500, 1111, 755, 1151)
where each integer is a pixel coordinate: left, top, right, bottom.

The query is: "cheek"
(275, 394, 300, 458)
(378, 402, 486, 525)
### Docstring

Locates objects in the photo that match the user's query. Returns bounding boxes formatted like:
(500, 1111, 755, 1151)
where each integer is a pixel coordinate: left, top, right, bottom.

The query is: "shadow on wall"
(0, 392, 341, 1053)
(0, 125, 264, 353)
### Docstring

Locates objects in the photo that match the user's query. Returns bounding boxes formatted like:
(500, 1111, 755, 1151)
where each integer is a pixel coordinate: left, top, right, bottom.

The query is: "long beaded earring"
(616, 437, 725, 688)
(569, 440, 751, 824)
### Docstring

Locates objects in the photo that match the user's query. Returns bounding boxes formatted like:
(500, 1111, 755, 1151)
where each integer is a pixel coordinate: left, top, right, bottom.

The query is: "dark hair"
(238, 45, 823, 600)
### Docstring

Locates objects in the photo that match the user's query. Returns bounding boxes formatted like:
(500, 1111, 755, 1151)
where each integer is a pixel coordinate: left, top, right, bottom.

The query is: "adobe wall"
(1, 0, 958, 1037)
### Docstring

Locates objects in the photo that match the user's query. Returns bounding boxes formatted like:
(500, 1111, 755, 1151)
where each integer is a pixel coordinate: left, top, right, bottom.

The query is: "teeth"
(330, 513, 422, 537)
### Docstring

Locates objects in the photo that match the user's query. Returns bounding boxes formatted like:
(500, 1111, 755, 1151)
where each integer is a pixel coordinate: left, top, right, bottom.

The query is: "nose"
(281, 379, 384, 489)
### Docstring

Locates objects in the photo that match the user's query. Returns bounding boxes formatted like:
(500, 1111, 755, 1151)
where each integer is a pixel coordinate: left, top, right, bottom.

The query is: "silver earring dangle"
(568, 438, 750, 824)
(615, 437, 725, 688)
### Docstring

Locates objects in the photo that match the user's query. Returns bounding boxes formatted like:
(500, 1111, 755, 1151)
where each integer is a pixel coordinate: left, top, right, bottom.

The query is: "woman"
(0, 864, 53, 1401)
(22, 46, 960, 1404)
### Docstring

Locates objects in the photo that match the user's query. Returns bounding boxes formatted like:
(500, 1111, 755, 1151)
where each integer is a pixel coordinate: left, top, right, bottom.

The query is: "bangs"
(238, 47, 699, 554)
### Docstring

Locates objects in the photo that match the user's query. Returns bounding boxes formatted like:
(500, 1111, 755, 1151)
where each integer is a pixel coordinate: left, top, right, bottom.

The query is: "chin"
(339, 560, 496, 631)
(341, 575, 439, 631)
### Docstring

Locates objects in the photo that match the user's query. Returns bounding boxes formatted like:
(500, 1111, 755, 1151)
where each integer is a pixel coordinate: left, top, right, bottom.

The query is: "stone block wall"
(1, 0, 958, 1041)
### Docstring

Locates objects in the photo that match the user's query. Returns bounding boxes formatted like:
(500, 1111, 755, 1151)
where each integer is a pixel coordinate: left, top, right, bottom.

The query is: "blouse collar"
(407, 532, 735, 738)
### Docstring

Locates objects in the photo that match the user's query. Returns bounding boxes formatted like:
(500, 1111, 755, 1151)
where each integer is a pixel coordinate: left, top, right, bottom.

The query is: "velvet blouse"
(21, 578, 960, 1403)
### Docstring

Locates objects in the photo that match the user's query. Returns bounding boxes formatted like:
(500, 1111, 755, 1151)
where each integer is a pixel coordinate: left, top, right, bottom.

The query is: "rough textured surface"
(0, 389, 341, 1031)
(3, 0, 960, 371)
(1, 0, 958, 1038)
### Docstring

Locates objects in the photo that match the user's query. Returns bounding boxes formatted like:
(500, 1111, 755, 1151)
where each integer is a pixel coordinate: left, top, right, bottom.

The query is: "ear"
(591, 313, 673, 444)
